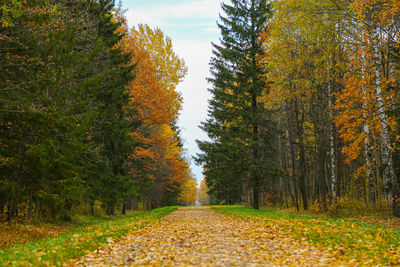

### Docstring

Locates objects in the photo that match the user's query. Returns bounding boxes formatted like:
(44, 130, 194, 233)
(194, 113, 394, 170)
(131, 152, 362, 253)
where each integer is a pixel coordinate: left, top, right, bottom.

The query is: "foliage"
(117, 20, 189, 209)
(0, 0, 21, 28)
(198, 179, 210, 205)
(0, 0, 104, 220)
(196, 0, 400, 216)
(178, 176, 197, 206)
(0, 0, 189, 221)
(196, 0, 273, 209)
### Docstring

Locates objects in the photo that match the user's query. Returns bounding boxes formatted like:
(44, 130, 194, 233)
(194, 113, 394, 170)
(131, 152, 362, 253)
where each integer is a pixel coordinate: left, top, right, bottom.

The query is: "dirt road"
(74, 207, 335, 266)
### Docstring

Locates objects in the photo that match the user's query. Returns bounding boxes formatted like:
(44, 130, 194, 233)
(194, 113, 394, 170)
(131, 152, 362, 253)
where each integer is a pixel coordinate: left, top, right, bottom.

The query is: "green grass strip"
(0, 206, 179, 266)
(212, 205, 400, 265)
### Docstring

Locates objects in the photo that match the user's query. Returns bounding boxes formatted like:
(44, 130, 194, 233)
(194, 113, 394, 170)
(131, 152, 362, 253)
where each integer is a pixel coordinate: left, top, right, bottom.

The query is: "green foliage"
(0, 0, 21, 28)
(196, 0, 274, 208)
(87, 0, 136, 215)
(0, 0, 137, 221)
(0, 0, 188, 222)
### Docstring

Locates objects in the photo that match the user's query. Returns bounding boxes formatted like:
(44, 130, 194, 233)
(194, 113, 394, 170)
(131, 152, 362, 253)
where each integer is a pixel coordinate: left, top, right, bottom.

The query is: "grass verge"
(212, 205, 400, 265)
(0, 206, 178, 266)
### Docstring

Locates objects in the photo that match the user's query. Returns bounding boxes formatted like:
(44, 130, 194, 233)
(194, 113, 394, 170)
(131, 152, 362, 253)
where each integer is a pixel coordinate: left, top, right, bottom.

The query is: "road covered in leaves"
(73, 207, 337, 266)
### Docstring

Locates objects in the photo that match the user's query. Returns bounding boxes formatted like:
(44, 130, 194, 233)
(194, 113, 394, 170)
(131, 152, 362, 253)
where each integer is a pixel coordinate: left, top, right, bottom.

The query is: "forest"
(196, 0, 400, 217)
(1, 0, 400, 265)
(0, 0, 198, 222)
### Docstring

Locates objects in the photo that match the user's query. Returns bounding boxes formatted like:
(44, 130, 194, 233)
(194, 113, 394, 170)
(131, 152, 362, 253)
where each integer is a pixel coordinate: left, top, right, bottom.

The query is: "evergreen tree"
(0, 0, 136, 219)
(196, 0, 272, 209)
(88, 0, 135, 215)
(0, 0, 99, 220)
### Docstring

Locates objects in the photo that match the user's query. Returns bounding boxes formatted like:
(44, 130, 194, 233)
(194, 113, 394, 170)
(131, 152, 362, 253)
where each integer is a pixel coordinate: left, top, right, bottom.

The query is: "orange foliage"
(350, 0, 400, 27)
(334, 23, 396, 167)
(116, 17, 189, 193)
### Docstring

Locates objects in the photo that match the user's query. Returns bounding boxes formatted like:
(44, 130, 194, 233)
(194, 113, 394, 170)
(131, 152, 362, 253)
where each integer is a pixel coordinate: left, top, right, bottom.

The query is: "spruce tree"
(196, 0, 271, 209)
(89, 0, 135, 215)
(0, 0, 137, 219)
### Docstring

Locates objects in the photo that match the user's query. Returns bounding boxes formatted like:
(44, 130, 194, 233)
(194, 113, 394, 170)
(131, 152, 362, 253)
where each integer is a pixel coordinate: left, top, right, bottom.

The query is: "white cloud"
(125, 0, 221, 28)
(201, 27, 220, 34)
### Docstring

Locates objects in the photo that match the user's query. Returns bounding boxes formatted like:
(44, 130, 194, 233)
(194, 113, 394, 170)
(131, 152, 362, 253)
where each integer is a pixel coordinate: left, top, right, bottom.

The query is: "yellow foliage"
(178, 177, 197, 206)
(198, 180, 210, 205)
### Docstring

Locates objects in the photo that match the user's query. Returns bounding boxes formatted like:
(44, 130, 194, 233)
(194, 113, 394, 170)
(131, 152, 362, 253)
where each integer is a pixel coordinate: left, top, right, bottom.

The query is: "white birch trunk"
(363, 102, 375, 208)
(327, 60, 337, 204)
(361, 53, 375, 209)
(372, 28, 397, 197)
(387, 29, 400, 216)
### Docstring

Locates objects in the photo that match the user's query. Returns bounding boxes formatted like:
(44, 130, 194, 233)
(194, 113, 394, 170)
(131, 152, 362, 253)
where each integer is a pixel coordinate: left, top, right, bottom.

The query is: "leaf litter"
(72, 207, 338, 266)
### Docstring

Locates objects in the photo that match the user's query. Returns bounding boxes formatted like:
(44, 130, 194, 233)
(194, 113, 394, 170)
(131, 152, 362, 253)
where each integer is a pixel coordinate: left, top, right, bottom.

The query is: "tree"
(259, 0, 352, 210)
(255, 0, 400, 216)
(198, 179, 210, 205)
(0, 0, 137, 220)
(117, 21, 188, 210)
(0, 0, 191, 221)
(197, 0, 272, 209)
(178, 174, 197, 206)
(347, 0, 400, 216)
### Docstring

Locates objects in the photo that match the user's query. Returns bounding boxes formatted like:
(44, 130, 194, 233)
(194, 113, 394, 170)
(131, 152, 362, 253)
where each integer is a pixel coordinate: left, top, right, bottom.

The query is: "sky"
(121, 0, 224, 184)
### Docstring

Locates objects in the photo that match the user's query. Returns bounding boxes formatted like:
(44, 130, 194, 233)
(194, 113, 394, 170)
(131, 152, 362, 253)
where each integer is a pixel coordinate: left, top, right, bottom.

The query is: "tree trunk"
(285, 129, 296, 208)
(362, 53, 375, 210)
(252, 94, 260, 210)
(290, 129, 300, 211)
(295, 99, 308, 210)
(122, 203, 127, 215)
(278, 128, 284, 200)
(89, 201, 94, 216)
(372, 28, 399, 216)
(110, 205, 115, 216)
(364, 122, 375, 210)
(327, 60, 337, 208)
(133, 197, 138, 210)
(317, 135, 328, 211)
(299, 138, 308, 210)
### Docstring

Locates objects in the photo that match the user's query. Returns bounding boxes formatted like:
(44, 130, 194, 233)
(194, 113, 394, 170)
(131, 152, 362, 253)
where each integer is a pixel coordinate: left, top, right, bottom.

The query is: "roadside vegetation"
(213, 205, 400, 265)
(0, 207, 178, 266)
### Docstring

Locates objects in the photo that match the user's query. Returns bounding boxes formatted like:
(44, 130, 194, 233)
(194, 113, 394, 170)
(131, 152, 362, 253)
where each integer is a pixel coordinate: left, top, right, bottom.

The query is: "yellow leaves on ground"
(0, 222, 70, 248)
(74, 207, 338, 266)
(0, 208, 178, 266)
(218, 207, 400, 266)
